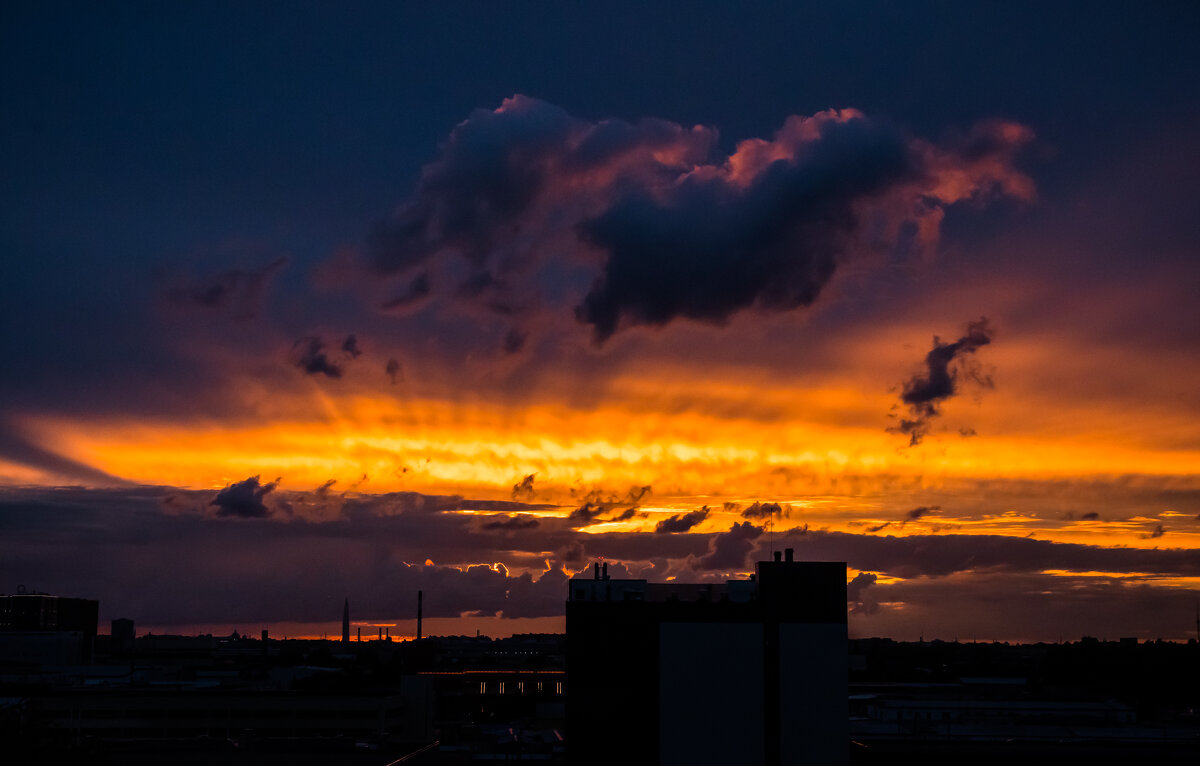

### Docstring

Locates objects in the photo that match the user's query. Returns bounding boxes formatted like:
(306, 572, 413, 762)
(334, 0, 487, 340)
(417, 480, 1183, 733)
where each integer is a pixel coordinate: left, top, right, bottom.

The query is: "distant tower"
(342, 598, 350, 643)
(417, 590, 424, 640)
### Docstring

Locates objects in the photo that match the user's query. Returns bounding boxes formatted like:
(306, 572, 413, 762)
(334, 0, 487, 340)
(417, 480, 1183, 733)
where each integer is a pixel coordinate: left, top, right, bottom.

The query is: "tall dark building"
(342, 597, 350, 643)
(566, 552, 847, 766)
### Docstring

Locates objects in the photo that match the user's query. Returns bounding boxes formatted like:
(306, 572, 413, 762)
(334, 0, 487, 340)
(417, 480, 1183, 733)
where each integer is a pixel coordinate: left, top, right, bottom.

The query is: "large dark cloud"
(360, 97, 1032, 345)
(892, 318, 994, 445)
(575, 114, 911, 341)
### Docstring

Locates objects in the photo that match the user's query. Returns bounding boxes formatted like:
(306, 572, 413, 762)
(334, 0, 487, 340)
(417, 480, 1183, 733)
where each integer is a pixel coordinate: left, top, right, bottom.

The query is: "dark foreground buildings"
(566, 550, 847, 766)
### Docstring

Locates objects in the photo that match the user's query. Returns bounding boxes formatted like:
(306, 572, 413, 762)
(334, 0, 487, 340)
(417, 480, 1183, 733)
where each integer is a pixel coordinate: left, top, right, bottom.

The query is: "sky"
(3, 1, 1199, 642)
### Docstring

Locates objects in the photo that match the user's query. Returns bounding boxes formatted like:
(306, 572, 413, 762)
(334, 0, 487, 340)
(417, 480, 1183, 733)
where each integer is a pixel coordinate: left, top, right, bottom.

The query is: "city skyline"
(2, 2, 1199, 642)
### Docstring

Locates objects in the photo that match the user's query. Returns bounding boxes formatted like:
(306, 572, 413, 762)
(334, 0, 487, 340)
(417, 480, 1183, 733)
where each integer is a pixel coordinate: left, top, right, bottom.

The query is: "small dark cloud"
(655, 507, 710, 534)
(904, 505, 941, 522)
(341, 335, 362, 358)
(167, 257, 287, 320)
(512, 474, 536, 501)
(1142, 524, 1166, 539)
(569, 502, 606, 525)
(891, 318, 994, 445)
(292, 337, 343, 378)
(210, 475, 279, 518)
(380, 272, 432, 313)
(697, 521, 763, 571)
(385, 358, 402, 384)
(481, 514, 540, 531)
(314, 479, 337, 497)
(847, 571, 878, 614)
(502, 327, 528, 354)
(610, 507, 645, 522)
(567, 486, 652, 528)
(1080, 511, 1101, 521)
(742, 501, 785, 519)
(867, 521, 892, 533)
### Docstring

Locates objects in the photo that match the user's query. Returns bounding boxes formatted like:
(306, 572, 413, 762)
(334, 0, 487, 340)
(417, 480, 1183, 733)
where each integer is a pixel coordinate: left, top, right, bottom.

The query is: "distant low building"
(566, 551, 847, 766)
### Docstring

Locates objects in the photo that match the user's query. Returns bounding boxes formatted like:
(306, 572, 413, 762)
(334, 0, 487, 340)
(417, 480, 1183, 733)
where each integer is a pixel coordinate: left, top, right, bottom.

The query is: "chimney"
(342, 598, 350, 643)
(357, 627, 362, 642)
(602, 562, 609, 580)
(774, 551, 782, 562)
(594, 562, 601, 580)
(417, 590, 424, 640)
(785, 547, 794, 562)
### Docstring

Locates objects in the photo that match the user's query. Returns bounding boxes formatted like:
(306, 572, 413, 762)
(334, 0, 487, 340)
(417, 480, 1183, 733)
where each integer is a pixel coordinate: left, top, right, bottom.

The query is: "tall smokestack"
(342, 598, 350, 643)
(417, 590, 424, 640)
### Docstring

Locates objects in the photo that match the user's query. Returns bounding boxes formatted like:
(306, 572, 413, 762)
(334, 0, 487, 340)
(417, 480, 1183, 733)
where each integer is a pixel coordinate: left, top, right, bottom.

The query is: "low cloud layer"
(2, 485, 1198, 640)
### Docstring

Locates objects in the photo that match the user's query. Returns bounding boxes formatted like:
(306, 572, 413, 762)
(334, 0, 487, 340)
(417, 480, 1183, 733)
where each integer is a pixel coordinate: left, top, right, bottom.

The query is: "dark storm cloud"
(575, 115, 913, 341)
(167, 257, 288, 320)
(361, 97, 1032, 344)
(892, 318, 994, 445)
(742, 501, 785, 519)
(210, 475, 279, 518)
(655, 507, 710, 534)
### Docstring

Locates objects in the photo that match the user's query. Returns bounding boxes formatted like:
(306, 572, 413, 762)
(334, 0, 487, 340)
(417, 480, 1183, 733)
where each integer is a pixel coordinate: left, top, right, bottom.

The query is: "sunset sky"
(3, 2, 1199, 642)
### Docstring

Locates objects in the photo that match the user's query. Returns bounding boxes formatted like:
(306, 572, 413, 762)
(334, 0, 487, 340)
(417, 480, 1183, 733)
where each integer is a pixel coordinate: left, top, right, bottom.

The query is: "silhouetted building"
(342, 597, 350, 643)
(0, 591, 99, 662)
(1, 592, 98, 637)
(111, 617, 135, 652)
(566, 551, 848, 766)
